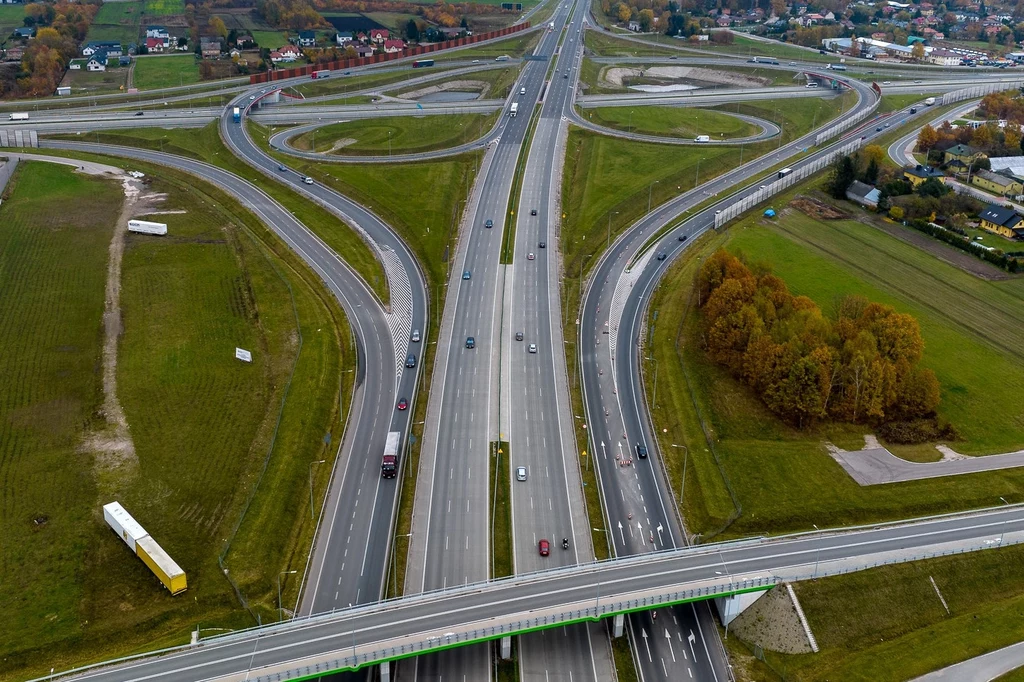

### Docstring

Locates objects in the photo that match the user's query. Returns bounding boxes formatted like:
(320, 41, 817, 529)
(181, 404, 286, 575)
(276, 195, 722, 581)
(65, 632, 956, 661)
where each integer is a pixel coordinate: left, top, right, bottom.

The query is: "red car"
(539, 539, 550, 556)
(397, 398, 408, 411)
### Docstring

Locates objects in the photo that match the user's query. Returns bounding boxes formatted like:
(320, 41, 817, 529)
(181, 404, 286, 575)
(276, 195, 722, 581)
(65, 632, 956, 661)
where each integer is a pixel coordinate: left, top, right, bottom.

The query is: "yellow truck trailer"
(103, 502, 187, 595)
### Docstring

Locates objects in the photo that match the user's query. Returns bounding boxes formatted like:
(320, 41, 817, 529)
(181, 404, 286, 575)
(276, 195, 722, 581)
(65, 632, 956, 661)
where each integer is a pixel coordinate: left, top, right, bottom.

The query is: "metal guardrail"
(714, 137, 865, 229)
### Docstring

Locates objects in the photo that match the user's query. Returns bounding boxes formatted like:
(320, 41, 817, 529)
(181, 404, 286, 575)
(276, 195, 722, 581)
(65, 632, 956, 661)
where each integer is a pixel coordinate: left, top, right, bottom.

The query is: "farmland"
(87, 0, 142, 48)
(0, 160, 349, 680)
(645, 187, 1024, 541)
(142, 0, 185, 16)
(132, 55, 201, 90)
(289, 112, 499, 155)
(0, 4, 25, 37)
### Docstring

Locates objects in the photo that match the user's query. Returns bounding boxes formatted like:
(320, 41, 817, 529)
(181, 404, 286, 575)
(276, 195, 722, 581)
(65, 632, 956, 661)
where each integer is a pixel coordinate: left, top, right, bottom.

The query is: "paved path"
(912, 640, 1024, 681)
(829, 443, 1024, 486)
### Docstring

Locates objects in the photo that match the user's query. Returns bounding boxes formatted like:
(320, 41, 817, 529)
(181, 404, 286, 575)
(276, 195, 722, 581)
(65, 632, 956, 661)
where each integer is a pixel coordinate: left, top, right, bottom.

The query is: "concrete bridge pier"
(612, 613, 624, 638)
(380, 662, 390, 682)
(500, 636, 512, 659)
(714, 590, 770, 627)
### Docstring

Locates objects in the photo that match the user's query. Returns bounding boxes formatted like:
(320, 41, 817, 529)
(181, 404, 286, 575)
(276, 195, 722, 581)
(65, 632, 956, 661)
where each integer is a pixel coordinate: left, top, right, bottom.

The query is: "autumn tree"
(911, 41, 925, 60)
(916, 123, 939, 153)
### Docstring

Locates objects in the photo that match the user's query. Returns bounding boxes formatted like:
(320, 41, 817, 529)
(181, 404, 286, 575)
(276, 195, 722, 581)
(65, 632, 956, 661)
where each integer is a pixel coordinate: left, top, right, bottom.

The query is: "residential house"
(903, 164, 944, 187)
(354, 44, 374, 57)
(83, 41, 122, 57)
(846, 181, 881, 209)
(3, 46, 24, 62)
(200, 37, 221, 59)
(715, 16, 732, 27)
(270, 45, 301, 62)
(13, 26, 34, 39)
(86, 53, 107, 71)
(928, 48, 960, 66)
(972, 169, 1023, 196)
(382, 39, 405, 53)
(146, 25, 169, 39)
(368, 28, 389, 44)
(145, 37, 165, 52)
(335, 31, 354, 46)
(978, 203, 1024, 238)
(628, 20, 641, 30)
(944, 143, 986, 166)
(118, 55, 130, 66)
(236, 34, 254, 48)
(68, 57, 85, 69)
(297, 30, 316, 47)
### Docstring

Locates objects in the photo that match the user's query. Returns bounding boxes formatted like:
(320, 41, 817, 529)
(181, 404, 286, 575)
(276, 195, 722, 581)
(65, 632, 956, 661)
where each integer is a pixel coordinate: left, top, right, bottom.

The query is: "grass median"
(289, 112, 499, 156)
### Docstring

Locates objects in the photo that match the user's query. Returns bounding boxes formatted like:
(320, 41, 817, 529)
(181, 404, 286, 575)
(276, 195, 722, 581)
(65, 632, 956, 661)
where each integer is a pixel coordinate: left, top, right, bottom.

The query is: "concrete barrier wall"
(249, 23, 530, 85)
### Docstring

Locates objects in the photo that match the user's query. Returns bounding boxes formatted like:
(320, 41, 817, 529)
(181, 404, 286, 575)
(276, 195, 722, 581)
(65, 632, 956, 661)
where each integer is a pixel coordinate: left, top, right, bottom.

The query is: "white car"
(528, 343, 537, 353)
(516, 466, 527, 481)
(527, 252, 535, 260)
(303, 177, 314, 185)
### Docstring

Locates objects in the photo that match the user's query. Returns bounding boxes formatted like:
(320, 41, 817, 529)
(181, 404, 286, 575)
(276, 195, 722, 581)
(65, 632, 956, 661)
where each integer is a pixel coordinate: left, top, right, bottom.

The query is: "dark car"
(876, 126, 883, 132)
(485, 219, 494, 228)
(278, 164, 287, 171)
(635, 444, 648, 459)
(463, 270, 471, 280)
(405, 353, 417, 368)
(539, 539, 550, 556)
(397, 398, 408, 411)
(539, 241, 546, 248)
(677, 234, 687, 242)
(465, 336, 475, 349)
(134, 111, 144, 116)
(656, 252, 667, 261)
(530, 209, 537, 216)
(515, 331, 524, 341)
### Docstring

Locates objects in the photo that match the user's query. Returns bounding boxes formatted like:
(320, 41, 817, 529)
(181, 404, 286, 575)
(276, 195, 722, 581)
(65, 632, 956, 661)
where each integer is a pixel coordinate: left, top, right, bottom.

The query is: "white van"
(694, 135, 710, 143)
(806, 81, 819, 87)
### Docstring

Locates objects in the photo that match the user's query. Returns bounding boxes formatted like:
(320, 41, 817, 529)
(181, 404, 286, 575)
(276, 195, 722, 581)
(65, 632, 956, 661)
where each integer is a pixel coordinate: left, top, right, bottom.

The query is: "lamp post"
(648, 180, 660, 213)
(606, 210, 619, 250)
(277, 570, 297, 621)
(695, 157, 704, 188)
(628, 109, 633, 134)
(388, 129, 392, 158)
(1000, 496, 1010, 545)
(309, 459, 326, 519)
(671, 443, 688, 516)
(813, 523, 821, 578)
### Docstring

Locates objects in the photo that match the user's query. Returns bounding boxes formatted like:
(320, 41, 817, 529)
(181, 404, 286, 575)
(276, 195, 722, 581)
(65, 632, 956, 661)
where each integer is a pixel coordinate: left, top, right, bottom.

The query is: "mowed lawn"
(0, 162, 347, 680)
(647, 195, 1024, 540)
(290, 112, 498, 155)
(0, 4, 25, 36)
(132, 55, 201, 90)
(586, 106, 759, 140)
(142, 0, 184, 15)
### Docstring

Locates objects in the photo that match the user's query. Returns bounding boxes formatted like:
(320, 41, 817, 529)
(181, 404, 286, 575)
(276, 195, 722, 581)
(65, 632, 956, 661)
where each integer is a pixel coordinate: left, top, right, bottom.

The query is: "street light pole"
(813, 523, 820, 578)
(671, 443, 689, 515)
(277, 570, 297, 621)
(648, 180, 660, 213)
(606, 210, 619, 250)
(309, 459, 326, 519)
(695, 157, 703, 187)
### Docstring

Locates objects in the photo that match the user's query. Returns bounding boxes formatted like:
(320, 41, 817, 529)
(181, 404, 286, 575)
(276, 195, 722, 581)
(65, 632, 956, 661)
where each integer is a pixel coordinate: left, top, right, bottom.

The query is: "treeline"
(4, 1, 99, 98)
(976, 91, 1024, 125)
(697, 250, 941, 428)
(255, 0, 326, 30)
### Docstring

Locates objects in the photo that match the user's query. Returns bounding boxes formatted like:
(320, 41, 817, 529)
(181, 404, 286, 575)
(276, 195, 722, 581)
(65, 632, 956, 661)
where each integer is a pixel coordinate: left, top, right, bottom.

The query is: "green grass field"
(95, 1, 141, 23)
(249, 30, 290, 49)
(586, 106, 759, 140)
(435, 29, 541, 60)
(290, 112, 498, 155)
(62, 66, 130, 95)
(391, 65, 519, 99)
(748, 544, 1024, 680)
(88, 0, 141, 47)
(879, 92, 939, 114)
(49, 124, 387, 304)
(287, 68, 442, 98)
(142, 0, 184, 16)
(645, 188, 1024, 541)
(132, 55, 200, 90)
(0, 158, 350, 681)
(711, 94, 854, 146)
(0, 4, 25, 35)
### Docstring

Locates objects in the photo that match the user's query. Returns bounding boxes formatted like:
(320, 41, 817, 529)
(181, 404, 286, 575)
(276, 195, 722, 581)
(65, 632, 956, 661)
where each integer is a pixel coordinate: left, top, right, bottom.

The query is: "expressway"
(49, 504, 1024, 682)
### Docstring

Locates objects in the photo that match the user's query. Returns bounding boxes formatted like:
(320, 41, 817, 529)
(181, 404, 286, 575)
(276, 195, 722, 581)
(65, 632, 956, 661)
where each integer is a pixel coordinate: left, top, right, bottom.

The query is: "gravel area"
(729, 585, 815, 654)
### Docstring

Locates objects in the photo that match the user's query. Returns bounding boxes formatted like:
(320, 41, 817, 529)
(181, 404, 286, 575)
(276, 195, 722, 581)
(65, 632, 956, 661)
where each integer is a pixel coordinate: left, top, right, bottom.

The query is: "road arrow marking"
(665, 629, 676, 662)
(617, 521, 625, 545)
(656, 523, 664, 546)
(641, 628, 652, 662)
(638, 521, 645, 545)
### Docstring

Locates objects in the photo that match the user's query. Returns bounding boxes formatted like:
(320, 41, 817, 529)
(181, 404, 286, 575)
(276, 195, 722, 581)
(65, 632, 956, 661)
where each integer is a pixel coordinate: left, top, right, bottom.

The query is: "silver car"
(528, 343, 537, 353)
(516, 466, 527, 481)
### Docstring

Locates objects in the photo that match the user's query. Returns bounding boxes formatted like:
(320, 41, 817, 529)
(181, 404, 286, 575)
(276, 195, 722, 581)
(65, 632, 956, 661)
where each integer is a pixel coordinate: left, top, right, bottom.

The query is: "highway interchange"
(6, 6, 1024, 681)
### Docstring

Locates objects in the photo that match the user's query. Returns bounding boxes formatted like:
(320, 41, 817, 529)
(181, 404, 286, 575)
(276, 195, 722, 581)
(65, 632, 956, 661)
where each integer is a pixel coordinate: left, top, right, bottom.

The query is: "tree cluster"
(256, 0, 327, 30)
(697, 250, 941, 428)
(825, 144, 884, 199)
(5, 1, 98, 98)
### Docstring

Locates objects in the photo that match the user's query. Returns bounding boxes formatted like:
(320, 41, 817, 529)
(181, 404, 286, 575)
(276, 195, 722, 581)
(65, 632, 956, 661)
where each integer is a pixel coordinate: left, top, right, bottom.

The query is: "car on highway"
(530, 209, 537, 215)
(134, 111, 144, 116)
(715, 210, 721, 215)
(528, 343, 537, 353)
(635, 444, 648, 459)
(463, 270, 471, 280)
(515, 331, 524, 341)
(411, 329, 421, 342)
(670, 55, 677, 59)
(527, 252, 535, 260)
(278, 164, 286, 171)
(249, 95, 256, 100)
(538, 241, 546, 248)
(678, 234, 687, 242)
(883, 80, 891, 85)
(405, 353, 417, 368)
(303, 176, 314, 185)
(563, 72, 568, 78)
(397, 398, 408, 411)
(876, 126, 883, 132)
(520, 87, 526, 95)
(538, 539, 550, 556)
(516, 466, 527, 481)
(465, 336, 475, 349)
(656, 252, 666, 261)
(485, 219, 493, 228)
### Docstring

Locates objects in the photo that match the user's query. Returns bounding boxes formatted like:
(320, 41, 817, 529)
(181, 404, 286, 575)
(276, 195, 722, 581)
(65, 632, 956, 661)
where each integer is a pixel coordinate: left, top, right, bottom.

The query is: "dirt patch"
(791, 196, 849, 220)
(327, 137, 357, 154)
(602, 65, 771, 89)
(729, 585, 815, 654)
(401, 80, 489, 100)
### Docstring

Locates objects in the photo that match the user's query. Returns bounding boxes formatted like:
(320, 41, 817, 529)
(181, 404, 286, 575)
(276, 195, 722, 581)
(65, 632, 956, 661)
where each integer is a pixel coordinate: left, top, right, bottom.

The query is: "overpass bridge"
(49, 505, 1024, 682)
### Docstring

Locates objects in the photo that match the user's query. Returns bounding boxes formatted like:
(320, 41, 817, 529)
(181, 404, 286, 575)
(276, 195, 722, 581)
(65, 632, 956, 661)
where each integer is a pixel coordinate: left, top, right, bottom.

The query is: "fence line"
(941, 79, 1024, 106)
(814, 90, 879, 146)
(714, 137, 865, 229)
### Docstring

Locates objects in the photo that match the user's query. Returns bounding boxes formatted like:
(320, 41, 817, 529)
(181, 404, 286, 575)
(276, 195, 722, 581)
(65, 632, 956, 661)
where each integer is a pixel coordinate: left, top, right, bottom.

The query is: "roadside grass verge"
(879, 92, 939, 114)
(491, 441, 512, 579)
(289, 112, 499, 156)
(501, 104, 542, 265)
(286, 67, 455, 99)
(710, 92, 855, 147)
(436, 29, 541, 61)
(584, 30, 680, 57)
(585, 105, 759, 140)
(646, 182, 1024, 541)
(0, 159, 350, 681)
(759, 543, 1024, 681)
(132, 55, 201, 90)
(611, 631, 639, 682)
(389, 65, 520, 99)
(46, 123, 388, 304)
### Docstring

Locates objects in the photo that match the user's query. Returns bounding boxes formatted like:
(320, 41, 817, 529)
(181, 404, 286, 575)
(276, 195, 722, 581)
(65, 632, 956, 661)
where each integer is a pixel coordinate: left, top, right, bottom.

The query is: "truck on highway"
(495, 54, 510, 61)
(232, 106, 241, 123)
(9, 112, 28, 121)
(381, 431, 401, 478)
(510, 102, 519, 117)
(924, 97, 936, 106)
(778, 167, 793, 178)
(311, 69, 330, 79)
(412, 59, 434, 68)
